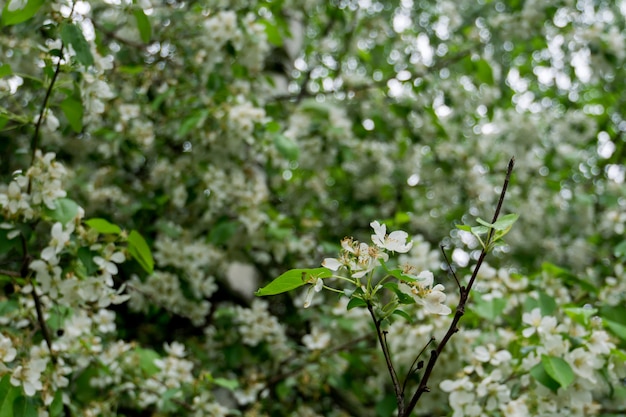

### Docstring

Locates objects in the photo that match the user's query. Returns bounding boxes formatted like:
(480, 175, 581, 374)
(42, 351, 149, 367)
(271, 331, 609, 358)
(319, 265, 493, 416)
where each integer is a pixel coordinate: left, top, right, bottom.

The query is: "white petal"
(322, 258, 342, 271)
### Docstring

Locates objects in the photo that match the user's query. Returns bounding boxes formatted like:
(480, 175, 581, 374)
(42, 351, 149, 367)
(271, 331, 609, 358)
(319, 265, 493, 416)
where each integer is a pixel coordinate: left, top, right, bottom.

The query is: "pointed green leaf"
(605, 320, 626, 341)
(563, 307, 597, 326)
(212, 377, 239, 390)
(538, 291, 557, 316)
(255, 268, 331, 296)
(530, 362, 560, 393)
(135, 347, 160, 376)
(392, 308, 413, 322)
(43, 198, 79, 224)
(273, 134, 299, 160)
(60, 22, 94, 67)
(0, 375, 19, 417)
(128, 230, 154, 274)
(85, 218, 121, 234)
(491, 213, 519, 230)
(1, 0, 44, 26)
(346, 297, 368, 310)
(12, 396, 38, 417)
(60, 97, 83, 132)
(49, 388, 63, 417)
(133, 8, 151, 43)
(0, 64, 12, 78)
(541, 355, 574, 389)
(455, 224, 472, 232)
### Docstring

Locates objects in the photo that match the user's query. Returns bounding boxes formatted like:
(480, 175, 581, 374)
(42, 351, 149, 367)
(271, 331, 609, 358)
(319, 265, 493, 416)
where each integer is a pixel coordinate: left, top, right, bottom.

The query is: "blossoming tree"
(1, 0, 625, 416)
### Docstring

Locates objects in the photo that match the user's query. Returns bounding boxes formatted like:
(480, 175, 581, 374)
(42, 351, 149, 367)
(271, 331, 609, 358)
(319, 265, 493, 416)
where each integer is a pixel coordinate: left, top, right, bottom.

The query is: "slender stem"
(401, 337, 434, 396)
(367, 302, 404, 414)
(440, 245, 461, 290)
(402, 157, 515, 417)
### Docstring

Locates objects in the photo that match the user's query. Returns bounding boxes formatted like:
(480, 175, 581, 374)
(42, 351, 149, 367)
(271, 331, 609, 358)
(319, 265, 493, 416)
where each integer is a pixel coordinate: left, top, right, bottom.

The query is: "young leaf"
(128, 230, 154, 274)
(255, 268, 331, 296)
(541, 355, 575, 389)
(346, 297, 368, 310)
(85, 218, 121, 234)
(392, 308, 413, 322)
(491, 213, 519, 231)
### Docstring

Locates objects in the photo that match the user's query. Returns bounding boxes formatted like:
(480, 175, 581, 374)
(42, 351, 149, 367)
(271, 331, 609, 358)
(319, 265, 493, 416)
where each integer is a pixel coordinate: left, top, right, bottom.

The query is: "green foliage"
(127, 230, 154, 274)
(256, 267, 332, 296)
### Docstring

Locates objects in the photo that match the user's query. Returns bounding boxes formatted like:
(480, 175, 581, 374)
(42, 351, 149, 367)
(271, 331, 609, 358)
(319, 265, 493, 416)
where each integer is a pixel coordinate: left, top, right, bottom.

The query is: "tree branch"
(402, 157, 515, 416)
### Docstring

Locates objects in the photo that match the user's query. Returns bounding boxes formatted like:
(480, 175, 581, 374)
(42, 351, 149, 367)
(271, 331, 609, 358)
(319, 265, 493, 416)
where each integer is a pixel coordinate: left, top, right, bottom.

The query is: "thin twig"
(402, 157, 515, 417)
(0, 269, 21, 278)
(367, 302, 405, 414)
(401, 337, 434, 396)
(440, 245, 461, 290)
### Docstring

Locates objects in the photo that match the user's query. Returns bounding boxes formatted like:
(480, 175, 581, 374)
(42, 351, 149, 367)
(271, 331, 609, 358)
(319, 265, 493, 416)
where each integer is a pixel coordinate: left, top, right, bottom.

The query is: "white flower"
(302, 327, 331, 350)
(0, 333, 17, 363)
(370, 221, 413, 253)
(93, 250, 125, 275)
(567, 347, 602, 383)
(398, 271, 451, 315)
(41, 222, 70, 260)
(304, 278, 323, 308)
(10, 358, 47, 396)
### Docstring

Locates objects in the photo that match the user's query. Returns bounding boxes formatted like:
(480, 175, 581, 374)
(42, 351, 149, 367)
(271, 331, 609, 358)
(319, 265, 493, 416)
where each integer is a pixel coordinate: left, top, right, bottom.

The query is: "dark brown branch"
(368, 302, 405, 414)
(402, 157, 515, 417)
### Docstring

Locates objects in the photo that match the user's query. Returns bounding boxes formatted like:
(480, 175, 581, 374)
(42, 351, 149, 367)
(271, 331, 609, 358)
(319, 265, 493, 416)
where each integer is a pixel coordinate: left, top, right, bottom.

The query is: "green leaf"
(259, 19, 283, 46)
(60, 97, 83, 132)
(530, 362, 560, 393)
(392, 308, 413, 322)
(133, 8, 151, 43)
(491, 213, 519, 230)
(212, 377, 239, 390)
(208, 220, 239, 245)
(12, 396, 38, 417)
(1, 0, 44, 26)
(77, 247, 99, 276)
(613, 240, 626, 258)
(49, 388, 63, 417)
(563, 307, 597, 326)
(85, 218, 121, 234)
(43, 198, 79, 224)
(128, 230, 154, 274)
(346, 297, 368, 310)
(135, 347, 160, 377)
(0, 64, 12, 78)
(605, 320, 626, 341)
(476, 213, 519, 231)
(255, 268, 331, 296)
(541, 355, 574, 389)
(0, 375, 19, 417)
(474, 59, 494, 85)
(60, 22, 94, 67)
(538, 291, 557, 316)
(273, 134, 299, 160)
